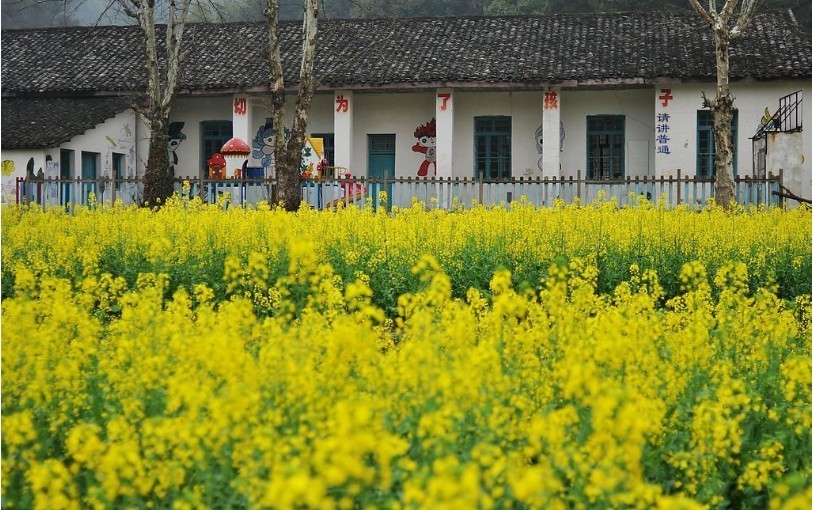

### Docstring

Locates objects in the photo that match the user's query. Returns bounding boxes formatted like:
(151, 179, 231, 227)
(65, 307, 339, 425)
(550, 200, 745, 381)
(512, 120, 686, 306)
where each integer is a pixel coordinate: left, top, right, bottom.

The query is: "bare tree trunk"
(122, 0, 192, 207)
(143, 114, 174, 206)
(688, 0, 758, 209)
(265, 0, 319, 212)
(710, 38, 736, 208)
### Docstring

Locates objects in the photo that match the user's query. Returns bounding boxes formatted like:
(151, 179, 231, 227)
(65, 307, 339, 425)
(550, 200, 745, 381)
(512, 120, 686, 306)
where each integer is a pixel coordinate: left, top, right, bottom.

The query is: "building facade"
(2, 11, 810, 204)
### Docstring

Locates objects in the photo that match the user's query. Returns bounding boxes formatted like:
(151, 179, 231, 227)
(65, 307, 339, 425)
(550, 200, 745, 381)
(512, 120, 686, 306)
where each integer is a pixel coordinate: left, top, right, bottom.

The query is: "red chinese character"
(437, 93, 451, 111)
(544, 91, 558, 110)
(233, 97, 247, 115)
(335, 95, 349, 113)
(659, 89, 673, 107)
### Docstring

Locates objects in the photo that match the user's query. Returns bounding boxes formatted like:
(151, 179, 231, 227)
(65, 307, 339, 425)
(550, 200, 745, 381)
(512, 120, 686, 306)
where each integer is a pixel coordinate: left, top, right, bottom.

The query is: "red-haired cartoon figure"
(412, 118, 436, 177)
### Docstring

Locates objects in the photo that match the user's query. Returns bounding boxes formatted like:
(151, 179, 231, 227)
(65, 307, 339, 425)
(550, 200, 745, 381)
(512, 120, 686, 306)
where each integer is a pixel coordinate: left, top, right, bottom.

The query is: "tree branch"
(688, 0, 714, 28)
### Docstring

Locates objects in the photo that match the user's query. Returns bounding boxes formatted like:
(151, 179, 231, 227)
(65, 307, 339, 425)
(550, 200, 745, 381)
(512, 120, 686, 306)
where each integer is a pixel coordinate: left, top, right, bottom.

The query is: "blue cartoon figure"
(252, 121, 276, 169)
(252, 121, 293, 170)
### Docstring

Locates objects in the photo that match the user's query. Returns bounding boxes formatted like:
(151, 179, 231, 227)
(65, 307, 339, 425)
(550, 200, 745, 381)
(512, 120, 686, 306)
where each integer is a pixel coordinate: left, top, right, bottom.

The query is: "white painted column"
(334, 90, 353, 176)
(435, 88, 454, 178)
(231, 94, 254, 148)
(541, 88, 560, 178)
(654, 86, 675, 178)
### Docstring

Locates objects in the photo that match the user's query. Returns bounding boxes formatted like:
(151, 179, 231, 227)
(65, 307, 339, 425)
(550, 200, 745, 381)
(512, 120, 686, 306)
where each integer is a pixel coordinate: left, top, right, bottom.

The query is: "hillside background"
(2, 0, 810, 32)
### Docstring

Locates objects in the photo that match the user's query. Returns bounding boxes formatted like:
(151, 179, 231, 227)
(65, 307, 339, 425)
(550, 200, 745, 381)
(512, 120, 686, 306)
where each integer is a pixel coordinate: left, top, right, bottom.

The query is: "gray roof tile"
(1, 11, 809, 95)
(1, 96, 131, 149)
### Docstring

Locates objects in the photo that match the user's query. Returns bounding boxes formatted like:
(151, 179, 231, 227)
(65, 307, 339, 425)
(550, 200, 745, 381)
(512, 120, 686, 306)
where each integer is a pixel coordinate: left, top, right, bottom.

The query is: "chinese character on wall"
(544, 91, 558, 110)
(656, 112, 671, 155)
(233, 98, 247, 115)
(335, 95, 349, 113)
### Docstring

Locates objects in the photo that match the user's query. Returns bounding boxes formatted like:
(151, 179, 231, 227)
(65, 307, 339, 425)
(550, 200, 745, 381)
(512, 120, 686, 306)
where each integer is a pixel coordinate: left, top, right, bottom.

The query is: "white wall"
(160, 80, 813, 201)
(170, 94, 336, 177)
(1, 149, 47, 204)
(560, 89, 656, 179)
(1, 108, 140, 204)
(652, 80, 811, 184)
(454, 91, 544, 179)
(170, 97, 233, 178)
(352, 92, 435, 178)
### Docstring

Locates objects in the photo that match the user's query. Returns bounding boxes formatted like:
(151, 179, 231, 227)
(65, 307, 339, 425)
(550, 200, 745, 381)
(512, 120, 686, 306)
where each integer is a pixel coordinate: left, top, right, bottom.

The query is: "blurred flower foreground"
(2, 197, 811, 509)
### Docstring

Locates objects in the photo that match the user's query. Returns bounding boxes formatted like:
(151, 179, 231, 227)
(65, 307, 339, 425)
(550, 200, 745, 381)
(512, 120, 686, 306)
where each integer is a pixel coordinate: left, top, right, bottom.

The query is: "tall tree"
(687, 0, 759, 208)
(264, 0, 319, 211)
(118, 0, 192, 207)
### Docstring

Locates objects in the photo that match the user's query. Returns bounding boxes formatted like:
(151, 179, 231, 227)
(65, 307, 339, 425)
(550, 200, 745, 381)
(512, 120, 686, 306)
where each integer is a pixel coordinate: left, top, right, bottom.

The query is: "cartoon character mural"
(252, 121, 276, 170)
(412, 118, 437, 177)
(252, 121, 293, 174)
(168, 122, 186, 166)
(1, 160, 15, 203)
(300, 137, 325, 179)
(534, 121, 566, 171)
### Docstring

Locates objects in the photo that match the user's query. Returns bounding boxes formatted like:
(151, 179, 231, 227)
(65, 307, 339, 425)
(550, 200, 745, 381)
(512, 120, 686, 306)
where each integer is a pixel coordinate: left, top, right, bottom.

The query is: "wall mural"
(121, 123, 136, 179)
(252, 121, 275, 169)
(1, 160, 15, 203)
(534, 121, 566, 171)
(252, 121, 292, 173)
(45, 155, 58, 199)
(412, 118, 437, 177)
(168, 122, 186, 166)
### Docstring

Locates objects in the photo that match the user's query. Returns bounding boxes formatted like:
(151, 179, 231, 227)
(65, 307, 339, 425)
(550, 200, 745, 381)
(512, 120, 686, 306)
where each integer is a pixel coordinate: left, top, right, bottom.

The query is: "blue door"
(81, 151, 99, 204)
(368, 134, 395, 209)
(60, 149, 73, 205)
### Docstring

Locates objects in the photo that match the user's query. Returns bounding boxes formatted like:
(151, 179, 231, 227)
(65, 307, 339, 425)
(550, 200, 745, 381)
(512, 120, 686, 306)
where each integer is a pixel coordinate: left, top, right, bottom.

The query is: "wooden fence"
(13, 169, 784, 212)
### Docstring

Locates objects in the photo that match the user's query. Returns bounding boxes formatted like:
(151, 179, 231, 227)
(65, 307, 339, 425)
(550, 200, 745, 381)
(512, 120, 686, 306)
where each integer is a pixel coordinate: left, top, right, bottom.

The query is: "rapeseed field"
(2, 196, 810, 509)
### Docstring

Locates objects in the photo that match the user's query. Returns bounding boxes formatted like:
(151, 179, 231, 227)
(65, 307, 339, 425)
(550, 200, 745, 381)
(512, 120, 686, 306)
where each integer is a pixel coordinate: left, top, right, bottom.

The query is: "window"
(311, 132, 335, 167)
(475, 116, 512, 179)
(586, 115, 625, 180)
(81, 151, 100, 202)
(697, 110, 738, 178)
(200, 120, 233, 172)
(60, 149, 74, 205)
(81, 151, 99, 179)
(112, 153, 125, 178)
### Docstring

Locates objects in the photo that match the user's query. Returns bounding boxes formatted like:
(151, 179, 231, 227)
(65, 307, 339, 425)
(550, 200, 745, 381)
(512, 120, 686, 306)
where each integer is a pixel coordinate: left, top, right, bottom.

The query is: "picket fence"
(14, 170, 785, 212)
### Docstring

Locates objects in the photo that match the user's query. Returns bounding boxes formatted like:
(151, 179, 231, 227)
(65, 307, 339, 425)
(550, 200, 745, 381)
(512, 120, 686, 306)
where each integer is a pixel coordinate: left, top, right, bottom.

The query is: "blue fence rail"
(14, 171, 784, 211)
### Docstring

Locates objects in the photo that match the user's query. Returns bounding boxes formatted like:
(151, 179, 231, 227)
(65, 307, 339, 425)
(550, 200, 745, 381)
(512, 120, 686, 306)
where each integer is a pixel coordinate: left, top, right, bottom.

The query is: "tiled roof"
(1, 96, 131, 149)
(1, 10, 810, 95)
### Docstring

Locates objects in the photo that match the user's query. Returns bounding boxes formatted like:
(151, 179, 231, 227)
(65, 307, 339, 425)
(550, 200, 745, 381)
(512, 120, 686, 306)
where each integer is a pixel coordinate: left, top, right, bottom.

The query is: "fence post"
(111, 169, 117, 204)
(778, 168, 785, 208)
(576, 170, 582, 200)
(676, 169, 682, 206)
(478, 170, 484, 204)
(382, 174, 388, 211)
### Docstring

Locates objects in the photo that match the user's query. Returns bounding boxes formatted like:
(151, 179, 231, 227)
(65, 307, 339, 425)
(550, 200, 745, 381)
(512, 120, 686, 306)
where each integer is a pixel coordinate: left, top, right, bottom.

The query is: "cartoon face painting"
(168, 122, 186, 166)
(412, 118, 437, 177)
(252, 121, 275, 169)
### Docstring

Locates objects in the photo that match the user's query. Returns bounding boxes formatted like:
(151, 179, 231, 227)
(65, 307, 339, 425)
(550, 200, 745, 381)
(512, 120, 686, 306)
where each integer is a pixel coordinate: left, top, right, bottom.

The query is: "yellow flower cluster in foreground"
(1, 199, 811, 509)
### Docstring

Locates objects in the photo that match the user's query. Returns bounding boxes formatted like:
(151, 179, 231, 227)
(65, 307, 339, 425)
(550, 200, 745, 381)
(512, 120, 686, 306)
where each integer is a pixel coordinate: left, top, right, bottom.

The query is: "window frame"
(696, 110, 738, 178)
(586, 115, 625, 180)
(200, 120, 233, 174)
(474, 116, 512, 180)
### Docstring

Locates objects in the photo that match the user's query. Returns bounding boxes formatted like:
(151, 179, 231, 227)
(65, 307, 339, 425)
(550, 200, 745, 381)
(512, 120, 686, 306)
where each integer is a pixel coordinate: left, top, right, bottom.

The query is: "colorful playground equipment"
(300, 136, 366, 209)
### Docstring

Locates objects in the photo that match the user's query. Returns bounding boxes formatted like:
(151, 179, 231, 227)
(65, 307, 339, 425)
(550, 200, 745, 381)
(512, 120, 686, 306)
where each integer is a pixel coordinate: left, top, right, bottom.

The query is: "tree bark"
(710, 37, 736, 209)
(688, 0, 758, 209)
(265, 0, 319, 212)
(124, 0, 192, 207)
(143, 114, 174, 207)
